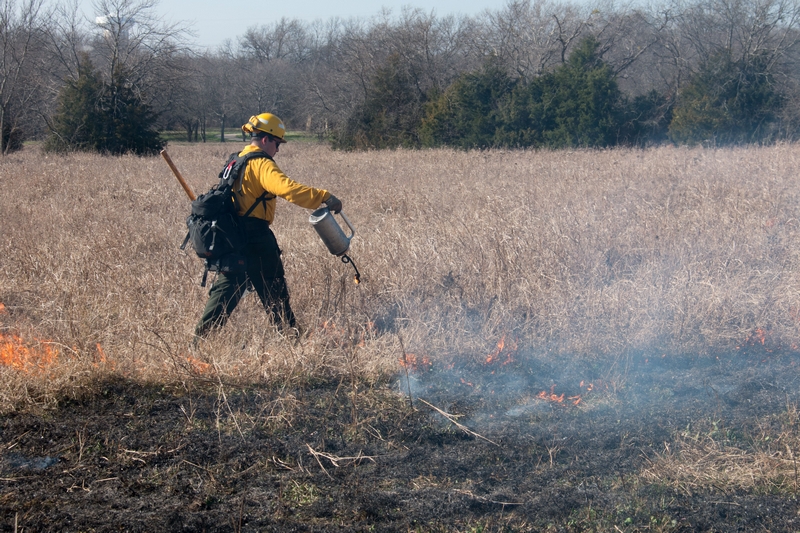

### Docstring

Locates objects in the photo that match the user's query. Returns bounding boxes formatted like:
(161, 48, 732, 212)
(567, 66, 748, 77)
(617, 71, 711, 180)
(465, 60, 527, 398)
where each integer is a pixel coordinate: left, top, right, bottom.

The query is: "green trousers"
(195, 218, 297, 337)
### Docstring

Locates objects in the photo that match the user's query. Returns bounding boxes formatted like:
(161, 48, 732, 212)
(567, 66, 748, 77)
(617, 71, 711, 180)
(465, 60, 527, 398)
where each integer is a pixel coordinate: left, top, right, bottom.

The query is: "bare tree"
(292, 9, 477, 134)
(155, 52, 201, 140)
(0, 0, 47, 154)
(239, 17, 309, 63)
(199, 53, 233, 142)
(590, 2, 663, 72)
(42, 0, 86, 82)
(669, 0, 800, 75)
(234, 17, 309, 130)
(385, 8, 474, 95)
(471, 0, 591, 81)
(289, 17, 376, 132)
(584, 2, 676, 96)
(85, 0, 191, 115)
(629, 0, 800, 113)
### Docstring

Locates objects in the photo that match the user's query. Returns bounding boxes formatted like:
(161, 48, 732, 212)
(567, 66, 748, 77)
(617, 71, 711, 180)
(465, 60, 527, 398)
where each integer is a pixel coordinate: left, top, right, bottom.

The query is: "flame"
(485, 337, 504, 364)
(537, 385, 565, 403)
(484, 335, 517, 366)
(399, 353, 432, 374)
(92, 343, 116, 369)
(751, 328, 767, 345)
(321, 319, 338, 332)
(737, 327, 771, 350)
(186, 356, 210, 374)
(0, 333, 59, 373)
(536, 381, 603, 407)
(96, 343, 107, 362)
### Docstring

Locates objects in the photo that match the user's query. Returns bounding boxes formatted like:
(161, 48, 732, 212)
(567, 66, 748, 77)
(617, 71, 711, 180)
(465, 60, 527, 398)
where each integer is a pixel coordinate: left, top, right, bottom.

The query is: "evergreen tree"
(669, 51, 782, 146)
(419, 58, 515, 149)
(46, 57, 105, 152)
(101, 66, 164, 155)
(420, 38, 626, 150)
(501, 36, 623, 149)
(47, 55, 163, 155)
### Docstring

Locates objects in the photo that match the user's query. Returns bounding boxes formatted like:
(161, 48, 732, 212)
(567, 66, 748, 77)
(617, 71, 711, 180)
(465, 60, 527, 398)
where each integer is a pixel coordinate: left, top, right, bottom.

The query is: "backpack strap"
(224, 151, 277, 219)
(242, 191, 270, 218)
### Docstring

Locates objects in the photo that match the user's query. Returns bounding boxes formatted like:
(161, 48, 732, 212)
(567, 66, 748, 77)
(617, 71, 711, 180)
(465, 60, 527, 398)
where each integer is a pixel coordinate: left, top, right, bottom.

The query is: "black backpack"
(181, 151, 275, 286)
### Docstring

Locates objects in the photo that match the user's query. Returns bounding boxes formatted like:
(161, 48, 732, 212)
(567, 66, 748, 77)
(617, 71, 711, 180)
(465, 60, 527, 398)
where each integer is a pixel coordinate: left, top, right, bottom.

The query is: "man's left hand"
(325, 194, 343, 214)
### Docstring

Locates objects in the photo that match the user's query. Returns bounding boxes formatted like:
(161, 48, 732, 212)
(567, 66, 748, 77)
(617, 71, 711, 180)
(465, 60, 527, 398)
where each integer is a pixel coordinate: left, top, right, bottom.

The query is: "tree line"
(3, 0, 800, 155)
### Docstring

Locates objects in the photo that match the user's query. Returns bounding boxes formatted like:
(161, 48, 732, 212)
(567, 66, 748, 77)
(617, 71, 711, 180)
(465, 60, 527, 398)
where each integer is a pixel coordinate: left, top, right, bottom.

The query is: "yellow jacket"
(234, 145, 330, 224)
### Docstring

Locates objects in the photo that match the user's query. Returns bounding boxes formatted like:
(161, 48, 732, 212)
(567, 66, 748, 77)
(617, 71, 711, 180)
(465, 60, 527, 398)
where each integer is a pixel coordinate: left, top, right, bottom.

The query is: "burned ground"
(2, 347, 799, 532)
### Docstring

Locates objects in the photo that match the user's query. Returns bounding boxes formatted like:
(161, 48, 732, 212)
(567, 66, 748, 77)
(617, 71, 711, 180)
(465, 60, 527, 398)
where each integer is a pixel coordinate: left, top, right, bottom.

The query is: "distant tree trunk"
(220, 113, 226, 142)
(0, 0, 45, 156)
(201, 117, 206, 142)
(0, 107, 5, 155)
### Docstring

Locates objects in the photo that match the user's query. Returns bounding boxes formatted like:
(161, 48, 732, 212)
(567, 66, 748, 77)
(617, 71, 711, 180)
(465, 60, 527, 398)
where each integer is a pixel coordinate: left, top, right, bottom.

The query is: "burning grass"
(3, 142, 800, 529)
(3, 143, 800, 392)
(0, 333, 59, 373)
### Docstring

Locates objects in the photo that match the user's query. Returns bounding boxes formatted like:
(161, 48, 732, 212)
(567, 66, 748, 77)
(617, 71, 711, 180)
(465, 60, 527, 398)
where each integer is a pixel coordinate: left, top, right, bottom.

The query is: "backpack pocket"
(187, 212, 245, 260)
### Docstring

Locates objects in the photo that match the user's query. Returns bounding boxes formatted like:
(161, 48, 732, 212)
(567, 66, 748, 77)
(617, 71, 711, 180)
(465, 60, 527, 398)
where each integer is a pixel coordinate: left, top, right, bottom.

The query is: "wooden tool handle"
(160, 149, 196, 201)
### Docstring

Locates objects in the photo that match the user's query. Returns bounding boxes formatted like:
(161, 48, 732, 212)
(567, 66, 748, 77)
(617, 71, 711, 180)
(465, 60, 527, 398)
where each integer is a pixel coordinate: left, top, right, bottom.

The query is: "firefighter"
(195, 113, 342, 338)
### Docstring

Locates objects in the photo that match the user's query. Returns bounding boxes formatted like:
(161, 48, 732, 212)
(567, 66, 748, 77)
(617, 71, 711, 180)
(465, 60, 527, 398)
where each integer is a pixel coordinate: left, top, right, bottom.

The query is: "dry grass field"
(2, 142, 800, 531)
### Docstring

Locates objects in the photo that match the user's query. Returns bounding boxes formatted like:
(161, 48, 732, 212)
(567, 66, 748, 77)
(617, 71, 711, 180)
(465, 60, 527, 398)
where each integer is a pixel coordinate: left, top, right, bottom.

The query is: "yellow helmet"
(242, 113, 287, 142)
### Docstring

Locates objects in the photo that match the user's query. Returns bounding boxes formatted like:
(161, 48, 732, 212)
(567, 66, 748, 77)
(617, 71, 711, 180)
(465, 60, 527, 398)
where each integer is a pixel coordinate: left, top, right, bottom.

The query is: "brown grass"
(640, 404, 800, 495)
(2, 142, 800, 406)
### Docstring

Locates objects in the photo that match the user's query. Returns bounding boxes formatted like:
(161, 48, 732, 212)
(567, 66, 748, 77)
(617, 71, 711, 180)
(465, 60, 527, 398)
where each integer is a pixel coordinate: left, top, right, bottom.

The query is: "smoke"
(396, 341, 800, 445)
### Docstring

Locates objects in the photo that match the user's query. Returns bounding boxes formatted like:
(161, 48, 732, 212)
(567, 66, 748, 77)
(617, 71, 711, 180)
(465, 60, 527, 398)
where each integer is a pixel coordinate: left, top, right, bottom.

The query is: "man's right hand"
(325, 194, 343, 214)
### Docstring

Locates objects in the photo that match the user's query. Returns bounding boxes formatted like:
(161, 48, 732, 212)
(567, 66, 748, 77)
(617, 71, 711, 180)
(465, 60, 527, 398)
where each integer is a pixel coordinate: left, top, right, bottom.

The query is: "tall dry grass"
(2, 142, 800, 406)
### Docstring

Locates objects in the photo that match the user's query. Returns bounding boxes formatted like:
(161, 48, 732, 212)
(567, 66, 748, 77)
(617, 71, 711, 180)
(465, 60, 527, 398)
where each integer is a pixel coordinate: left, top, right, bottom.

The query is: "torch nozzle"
(341, 254, 361, 285)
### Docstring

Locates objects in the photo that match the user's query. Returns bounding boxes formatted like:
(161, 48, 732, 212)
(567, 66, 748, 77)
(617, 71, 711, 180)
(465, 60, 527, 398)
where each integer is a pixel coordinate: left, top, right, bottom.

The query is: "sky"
(80, 0, 500, 49)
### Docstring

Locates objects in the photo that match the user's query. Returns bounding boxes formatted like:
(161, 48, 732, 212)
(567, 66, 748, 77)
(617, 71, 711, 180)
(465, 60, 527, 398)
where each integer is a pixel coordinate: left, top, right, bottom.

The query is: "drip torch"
(309, 207, 361, 284)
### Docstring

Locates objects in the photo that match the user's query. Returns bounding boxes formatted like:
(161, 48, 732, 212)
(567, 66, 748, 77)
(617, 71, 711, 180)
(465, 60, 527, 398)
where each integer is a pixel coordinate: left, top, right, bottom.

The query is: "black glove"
(325, 194, 343, 214)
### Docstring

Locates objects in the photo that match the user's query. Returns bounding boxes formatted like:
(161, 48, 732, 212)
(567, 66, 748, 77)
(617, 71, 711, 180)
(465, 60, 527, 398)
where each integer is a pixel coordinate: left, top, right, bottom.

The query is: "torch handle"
(160, 149, 196, 201)
(337, 211, 356, 240)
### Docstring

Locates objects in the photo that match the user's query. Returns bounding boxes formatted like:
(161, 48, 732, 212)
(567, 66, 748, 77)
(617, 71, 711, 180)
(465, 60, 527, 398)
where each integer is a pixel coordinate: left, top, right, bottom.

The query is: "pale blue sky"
(80, 0, 500, 49)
